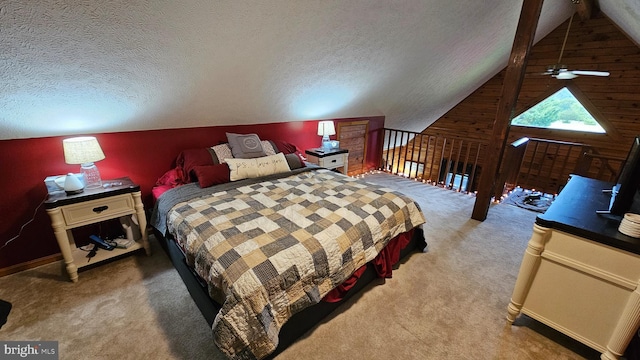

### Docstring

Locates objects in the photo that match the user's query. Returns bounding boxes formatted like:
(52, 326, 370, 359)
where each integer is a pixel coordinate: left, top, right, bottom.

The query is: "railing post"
(471, 0, 544, 221)
(574, 147, 593, 177)
(379, 129, 388, 171)
(494, 137, 529, 200)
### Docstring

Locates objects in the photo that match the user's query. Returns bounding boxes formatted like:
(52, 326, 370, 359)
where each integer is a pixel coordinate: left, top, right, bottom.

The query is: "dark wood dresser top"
(536, 175, 640, 255)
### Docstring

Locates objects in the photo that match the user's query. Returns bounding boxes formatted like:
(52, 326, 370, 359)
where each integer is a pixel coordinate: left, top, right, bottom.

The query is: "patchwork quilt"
(164, 169, 425, 359)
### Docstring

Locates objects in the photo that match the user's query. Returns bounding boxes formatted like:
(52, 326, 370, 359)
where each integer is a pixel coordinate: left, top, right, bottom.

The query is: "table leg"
(343, 153, 349, 175)
(601, 284, 640, 360)
(507, 223, 549, 323)
(132, 191, 151, 255)
(46, 208, 78, 282)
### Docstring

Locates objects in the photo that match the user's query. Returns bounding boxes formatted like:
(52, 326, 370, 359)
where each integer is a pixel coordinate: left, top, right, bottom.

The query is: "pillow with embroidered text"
(225, 153, 291, 181)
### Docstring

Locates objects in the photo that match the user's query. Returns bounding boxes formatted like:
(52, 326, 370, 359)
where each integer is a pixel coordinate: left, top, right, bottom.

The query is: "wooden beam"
(471, 0, 544, 221)
(574, 0, 593, 21)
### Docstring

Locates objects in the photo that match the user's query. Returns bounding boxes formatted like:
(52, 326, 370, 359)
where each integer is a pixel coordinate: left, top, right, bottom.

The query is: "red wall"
(0, 116, 384, 270)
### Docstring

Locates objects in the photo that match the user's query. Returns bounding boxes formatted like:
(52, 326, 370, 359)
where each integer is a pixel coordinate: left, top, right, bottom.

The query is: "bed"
(150, 136, 426, 360)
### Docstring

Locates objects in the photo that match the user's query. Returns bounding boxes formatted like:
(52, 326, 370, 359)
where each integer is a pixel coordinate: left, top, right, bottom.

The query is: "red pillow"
(155, 167, 185, 187)
(270, 139, 300, 155)
(176, 148, 217, 182)
(193, 164, 231, 188)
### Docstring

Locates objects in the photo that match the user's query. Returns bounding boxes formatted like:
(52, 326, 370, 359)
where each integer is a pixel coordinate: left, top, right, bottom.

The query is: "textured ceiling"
(1, 0, 638, 140)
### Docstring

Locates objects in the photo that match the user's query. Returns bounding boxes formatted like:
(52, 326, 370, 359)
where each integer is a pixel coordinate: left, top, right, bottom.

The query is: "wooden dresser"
(507, 175, 640, 360)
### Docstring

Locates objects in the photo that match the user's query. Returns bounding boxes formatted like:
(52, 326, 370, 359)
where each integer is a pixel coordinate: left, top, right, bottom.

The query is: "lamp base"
(81, 162, 102, 188)
(321, 135, 331, 149)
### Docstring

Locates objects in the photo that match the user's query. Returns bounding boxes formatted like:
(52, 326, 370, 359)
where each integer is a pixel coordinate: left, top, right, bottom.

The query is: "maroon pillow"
(270, 140, 300, 155)
(176, 148, 218, 182)
(193, 164, 231, 188)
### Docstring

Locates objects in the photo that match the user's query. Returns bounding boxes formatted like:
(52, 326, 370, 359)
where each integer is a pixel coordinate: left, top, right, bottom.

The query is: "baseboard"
(0, 254, 62, 278)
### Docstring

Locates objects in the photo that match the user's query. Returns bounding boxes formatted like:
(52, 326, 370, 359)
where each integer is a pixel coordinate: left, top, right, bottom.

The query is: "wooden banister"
(382, 129, 622, 200)
(575, 152, 625, 182)
(494, 137, 529, 199)
(382, 129, 487, 194)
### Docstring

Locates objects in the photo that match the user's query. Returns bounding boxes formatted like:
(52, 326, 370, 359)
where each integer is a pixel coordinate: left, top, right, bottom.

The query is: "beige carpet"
(0, 172, 601, 359)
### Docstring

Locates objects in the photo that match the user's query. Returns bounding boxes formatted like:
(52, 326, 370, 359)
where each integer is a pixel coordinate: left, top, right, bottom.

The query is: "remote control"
(113, 238, 134, 249)
(89, 235, 115, 251)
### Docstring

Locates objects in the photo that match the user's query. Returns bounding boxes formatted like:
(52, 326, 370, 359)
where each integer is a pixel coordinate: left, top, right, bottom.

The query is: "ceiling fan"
(543, 13, 610, 80)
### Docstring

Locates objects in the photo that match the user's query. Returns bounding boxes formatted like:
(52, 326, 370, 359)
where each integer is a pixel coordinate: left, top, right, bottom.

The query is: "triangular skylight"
(511, 87, 606, 133)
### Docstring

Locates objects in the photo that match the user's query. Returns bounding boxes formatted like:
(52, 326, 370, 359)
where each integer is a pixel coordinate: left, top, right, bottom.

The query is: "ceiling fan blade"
(554, 71, 578, 80)
(571, 70, 610, 77)
(545, 14, 610, 81)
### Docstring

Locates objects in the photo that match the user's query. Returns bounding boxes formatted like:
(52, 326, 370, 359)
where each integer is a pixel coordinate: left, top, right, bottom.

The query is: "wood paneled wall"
(422, 13, 640, 166)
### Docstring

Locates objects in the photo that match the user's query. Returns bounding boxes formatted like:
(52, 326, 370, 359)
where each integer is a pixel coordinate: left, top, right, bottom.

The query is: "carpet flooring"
(0, 172, 603, 359)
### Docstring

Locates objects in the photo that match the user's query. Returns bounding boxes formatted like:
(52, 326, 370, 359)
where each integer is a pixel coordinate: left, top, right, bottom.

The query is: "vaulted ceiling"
(1, 0, 639, 140)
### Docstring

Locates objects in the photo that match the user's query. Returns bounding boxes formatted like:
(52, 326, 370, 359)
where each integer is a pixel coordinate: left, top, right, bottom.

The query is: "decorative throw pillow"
(284, 153, 306, 170)
(155, 167, 186, 187)
(261, 140, 277, 156)
(270, 139, 300, 155)
(192, 164, 231, 188)
(225, 153, 291, 181)
(210, 143, 233, 164)
(176, 148, 218, 182)
(226, 133, 266, 159)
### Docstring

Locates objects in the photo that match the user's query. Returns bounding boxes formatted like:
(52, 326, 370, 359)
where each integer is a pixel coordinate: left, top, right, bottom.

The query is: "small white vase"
(64, 173, 84, 195)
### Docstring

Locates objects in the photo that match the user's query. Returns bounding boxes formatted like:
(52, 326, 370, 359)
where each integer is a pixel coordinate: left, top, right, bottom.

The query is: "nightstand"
(305, 148, 349, 174)
(45, 177, 150, 282)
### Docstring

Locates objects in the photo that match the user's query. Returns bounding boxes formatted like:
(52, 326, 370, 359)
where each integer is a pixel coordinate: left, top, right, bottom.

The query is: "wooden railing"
(381, 129, 488, 194)
(573, 152, 625, 182)
(496, 137, 625, 196)
(382, 130, 626, 199)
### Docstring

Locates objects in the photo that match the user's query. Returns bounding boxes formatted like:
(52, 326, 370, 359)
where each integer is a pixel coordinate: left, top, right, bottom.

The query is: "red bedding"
(322, 228, 415, 303)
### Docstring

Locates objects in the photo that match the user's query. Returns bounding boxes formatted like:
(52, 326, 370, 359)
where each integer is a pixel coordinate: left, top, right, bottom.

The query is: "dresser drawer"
(544, 229, 640, 284)
(319, 154, 344, 168)
(61, 194, 135, 227)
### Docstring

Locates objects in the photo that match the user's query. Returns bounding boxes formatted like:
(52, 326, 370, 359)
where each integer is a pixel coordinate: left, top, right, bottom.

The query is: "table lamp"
(317, 121, 336, 149)
(63, 136, 105, 189)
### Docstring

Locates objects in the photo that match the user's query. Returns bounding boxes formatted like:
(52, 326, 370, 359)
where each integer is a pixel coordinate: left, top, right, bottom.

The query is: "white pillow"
(261, 140, 277, 156)
(210, 143, 233, 164)
(225, 153, 291, 181)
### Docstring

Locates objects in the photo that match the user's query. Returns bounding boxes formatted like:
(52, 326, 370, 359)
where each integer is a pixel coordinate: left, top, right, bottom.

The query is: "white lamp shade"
(63, 136, 105, 165)
(317, 121, 336, 136)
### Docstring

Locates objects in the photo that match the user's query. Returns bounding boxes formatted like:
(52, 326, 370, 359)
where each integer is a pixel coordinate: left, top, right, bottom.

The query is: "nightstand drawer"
(319, 154, 344, 168)
(61, 194, 135, 227)
(305, 148, 349, 174)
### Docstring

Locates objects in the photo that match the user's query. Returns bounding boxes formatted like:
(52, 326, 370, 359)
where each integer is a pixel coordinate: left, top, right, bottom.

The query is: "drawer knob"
(92, 205, 109, 213)
(331, 159, 337, 163)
